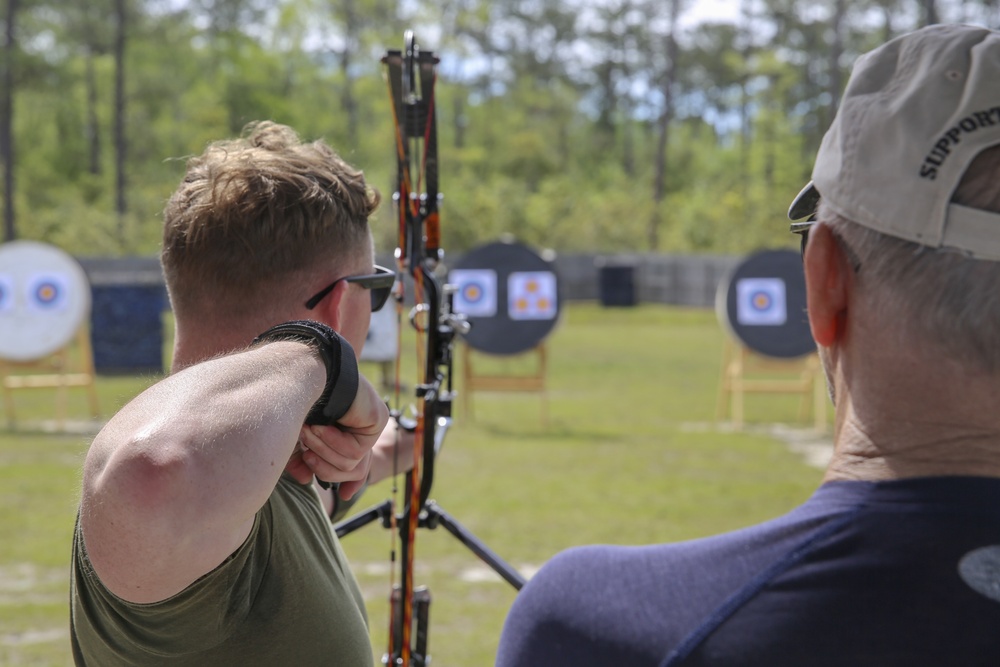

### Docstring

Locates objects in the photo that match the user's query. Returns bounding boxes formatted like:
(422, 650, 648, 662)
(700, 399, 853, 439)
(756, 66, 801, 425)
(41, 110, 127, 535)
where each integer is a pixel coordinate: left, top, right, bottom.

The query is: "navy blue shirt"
(496, 477, 1000, 666)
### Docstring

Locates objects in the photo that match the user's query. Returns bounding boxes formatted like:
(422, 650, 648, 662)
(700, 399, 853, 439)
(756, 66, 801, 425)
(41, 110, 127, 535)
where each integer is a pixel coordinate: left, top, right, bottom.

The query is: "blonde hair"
(161, 121, 380, 321)
(822, 144, 1000, 371)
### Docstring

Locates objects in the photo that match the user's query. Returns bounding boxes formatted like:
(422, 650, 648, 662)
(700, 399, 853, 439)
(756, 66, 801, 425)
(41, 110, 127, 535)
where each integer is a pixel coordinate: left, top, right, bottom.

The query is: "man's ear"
(309, 279, 349, 334)
(804, 223, 851, 347)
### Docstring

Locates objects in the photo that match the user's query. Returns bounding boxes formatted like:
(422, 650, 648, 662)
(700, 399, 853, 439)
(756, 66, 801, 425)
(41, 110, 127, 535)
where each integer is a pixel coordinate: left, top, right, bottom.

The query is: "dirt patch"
(681, 422, 833, 470)
(766, 424, 833, 469)
(0, 563, 67, 607)
(0, 628, 67, 646)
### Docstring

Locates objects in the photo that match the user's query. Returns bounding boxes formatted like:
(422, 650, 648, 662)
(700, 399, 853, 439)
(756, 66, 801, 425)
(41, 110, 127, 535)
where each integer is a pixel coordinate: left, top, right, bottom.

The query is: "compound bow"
(334, 32, 524, 667)
(384, 31, 453, 667)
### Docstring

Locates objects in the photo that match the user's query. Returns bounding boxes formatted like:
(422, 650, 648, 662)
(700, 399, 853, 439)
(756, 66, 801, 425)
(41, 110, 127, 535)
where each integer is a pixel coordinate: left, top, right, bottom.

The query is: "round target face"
(0, 241, 91, 361)
(450, 241, 561, 355)
(33, 279, 64, 309)
(463, 283, 484, 303)
(751, 291, 771, 311)
(716, 249, 814, 359)
(451, 269, 497, 318)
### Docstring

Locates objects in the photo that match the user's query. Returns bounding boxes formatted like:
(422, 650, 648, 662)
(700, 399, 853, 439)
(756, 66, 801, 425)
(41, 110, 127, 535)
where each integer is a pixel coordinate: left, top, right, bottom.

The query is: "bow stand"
(333, 31, 526, 667)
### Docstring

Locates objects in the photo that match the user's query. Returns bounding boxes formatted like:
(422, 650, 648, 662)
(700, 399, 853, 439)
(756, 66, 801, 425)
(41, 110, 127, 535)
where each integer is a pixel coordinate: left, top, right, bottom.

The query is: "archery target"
(0, 241, 91, 361)
(27, 273, 72, 312)
(360, 283, 400, 363)
(451, 269, 498, 318)
(450, 240, 561, 356)
(736, 278, 786, 326)
(508, 271, 557, 320)
(716, 249, 814, 359)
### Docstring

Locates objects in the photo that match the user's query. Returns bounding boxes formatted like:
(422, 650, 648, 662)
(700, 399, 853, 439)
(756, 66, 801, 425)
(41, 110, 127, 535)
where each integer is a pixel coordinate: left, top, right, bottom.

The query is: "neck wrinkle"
(825, 380, 1000, 483)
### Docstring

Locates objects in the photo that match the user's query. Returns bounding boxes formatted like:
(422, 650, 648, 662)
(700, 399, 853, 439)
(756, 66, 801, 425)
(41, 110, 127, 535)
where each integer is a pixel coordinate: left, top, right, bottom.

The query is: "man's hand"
(297, 375, 390, 499)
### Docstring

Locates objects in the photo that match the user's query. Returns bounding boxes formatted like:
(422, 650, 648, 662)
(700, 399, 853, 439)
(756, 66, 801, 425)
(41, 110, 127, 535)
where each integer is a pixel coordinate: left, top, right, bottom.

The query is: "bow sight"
(332, 31, 525, 667)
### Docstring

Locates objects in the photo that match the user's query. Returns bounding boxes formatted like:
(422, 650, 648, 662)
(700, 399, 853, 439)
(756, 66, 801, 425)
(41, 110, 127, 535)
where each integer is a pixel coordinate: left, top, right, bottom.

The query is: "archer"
(70, 120, 414, 666)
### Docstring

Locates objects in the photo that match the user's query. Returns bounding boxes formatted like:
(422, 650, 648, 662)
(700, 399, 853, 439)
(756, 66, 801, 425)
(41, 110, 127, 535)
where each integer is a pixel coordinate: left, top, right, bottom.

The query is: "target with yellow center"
(717, 249, 813, 359)
(449, 240, 560, 355)
(0, 241, 91, 362)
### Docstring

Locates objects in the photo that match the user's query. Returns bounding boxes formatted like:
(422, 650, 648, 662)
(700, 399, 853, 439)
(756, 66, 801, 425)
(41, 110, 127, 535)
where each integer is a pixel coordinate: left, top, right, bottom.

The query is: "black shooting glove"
(252, 320, 359, 425)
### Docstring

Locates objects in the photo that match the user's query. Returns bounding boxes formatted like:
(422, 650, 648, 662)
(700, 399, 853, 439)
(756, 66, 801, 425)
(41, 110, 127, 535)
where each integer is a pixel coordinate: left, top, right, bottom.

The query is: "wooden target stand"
(451, 239, 561, 427)
(715, 338, 826, 430)
(461, 342, 548, 425)
(1, 324, 100, 431)
(715, 248, 826, 431)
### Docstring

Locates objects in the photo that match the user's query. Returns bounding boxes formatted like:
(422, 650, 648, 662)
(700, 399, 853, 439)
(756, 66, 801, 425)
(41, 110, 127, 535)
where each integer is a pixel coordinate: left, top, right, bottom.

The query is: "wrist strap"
(253, 320, 359, 425)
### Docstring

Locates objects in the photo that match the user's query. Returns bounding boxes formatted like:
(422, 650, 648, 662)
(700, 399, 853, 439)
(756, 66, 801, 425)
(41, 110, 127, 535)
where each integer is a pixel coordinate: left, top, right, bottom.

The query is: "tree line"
(1, 0, 997, 259)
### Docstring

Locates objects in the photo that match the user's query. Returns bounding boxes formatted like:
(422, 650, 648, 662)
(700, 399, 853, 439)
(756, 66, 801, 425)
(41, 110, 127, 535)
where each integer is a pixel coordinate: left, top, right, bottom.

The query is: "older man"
(497, 24, 1000, 667)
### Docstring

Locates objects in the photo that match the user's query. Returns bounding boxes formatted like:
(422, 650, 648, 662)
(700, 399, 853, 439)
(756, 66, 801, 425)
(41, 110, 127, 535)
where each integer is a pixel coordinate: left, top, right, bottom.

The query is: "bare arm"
(368, 418, 415, 485)
(80, 340, 387, 603)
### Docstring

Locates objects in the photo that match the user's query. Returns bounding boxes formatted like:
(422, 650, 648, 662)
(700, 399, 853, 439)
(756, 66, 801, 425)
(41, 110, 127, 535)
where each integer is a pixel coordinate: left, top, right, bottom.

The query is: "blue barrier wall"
(78, 257, 167, 375)
(90, 284, 167, 374)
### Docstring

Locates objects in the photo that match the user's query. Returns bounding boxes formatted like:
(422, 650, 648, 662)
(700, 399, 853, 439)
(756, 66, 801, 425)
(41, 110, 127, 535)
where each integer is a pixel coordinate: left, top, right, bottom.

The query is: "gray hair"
(819, 145, 1000, 373)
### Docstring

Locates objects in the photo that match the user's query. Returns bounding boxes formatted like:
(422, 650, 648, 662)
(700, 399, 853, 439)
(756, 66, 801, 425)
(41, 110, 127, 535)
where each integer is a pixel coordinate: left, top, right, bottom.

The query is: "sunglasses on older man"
(304, 265, 396, 312)
(791, 219, 815, 256)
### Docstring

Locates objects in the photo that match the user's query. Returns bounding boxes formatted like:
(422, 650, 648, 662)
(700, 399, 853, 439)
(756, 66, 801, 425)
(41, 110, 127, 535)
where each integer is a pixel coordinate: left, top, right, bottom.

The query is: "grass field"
(0, 303, 828, 666)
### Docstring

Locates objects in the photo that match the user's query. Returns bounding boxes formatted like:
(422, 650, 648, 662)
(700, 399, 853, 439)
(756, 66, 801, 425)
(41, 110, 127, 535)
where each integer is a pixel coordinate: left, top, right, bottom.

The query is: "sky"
(679, 0, 742, 29)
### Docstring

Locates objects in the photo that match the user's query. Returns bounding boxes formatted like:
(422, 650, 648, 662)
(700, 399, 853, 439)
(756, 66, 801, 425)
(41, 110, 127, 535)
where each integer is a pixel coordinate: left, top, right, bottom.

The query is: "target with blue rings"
(736, 277, 787, 326)
(0, 242, 90, 361)
(717, 249, 813, 359)
(451, 269, 498, 318)
(28, 274, 71, 312)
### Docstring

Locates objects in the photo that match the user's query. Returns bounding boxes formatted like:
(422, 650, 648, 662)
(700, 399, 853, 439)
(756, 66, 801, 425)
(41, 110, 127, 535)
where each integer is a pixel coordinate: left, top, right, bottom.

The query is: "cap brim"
(788, 182, 820, 221)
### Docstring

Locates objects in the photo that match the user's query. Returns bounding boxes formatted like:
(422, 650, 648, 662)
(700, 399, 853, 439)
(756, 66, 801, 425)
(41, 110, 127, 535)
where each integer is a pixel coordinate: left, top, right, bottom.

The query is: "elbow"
(85, 428, 195, 518)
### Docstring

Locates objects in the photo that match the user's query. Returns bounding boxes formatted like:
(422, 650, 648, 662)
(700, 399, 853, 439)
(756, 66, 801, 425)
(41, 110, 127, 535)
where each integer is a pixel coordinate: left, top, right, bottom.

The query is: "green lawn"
(0, 303, 827, 666)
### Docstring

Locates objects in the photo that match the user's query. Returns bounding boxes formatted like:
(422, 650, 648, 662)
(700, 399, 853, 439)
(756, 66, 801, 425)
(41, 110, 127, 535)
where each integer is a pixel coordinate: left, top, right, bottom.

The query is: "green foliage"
(3, 0, 995, 256)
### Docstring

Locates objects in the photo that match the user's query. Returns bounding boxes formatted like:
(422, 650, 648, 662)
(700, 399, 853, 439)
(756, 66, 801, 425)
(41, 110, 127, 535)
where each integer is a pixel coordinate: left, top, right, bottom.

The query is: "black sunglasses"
(790, 218, 862, 273)
(305, 265, 396, 312)
(791, 219, 815, 256)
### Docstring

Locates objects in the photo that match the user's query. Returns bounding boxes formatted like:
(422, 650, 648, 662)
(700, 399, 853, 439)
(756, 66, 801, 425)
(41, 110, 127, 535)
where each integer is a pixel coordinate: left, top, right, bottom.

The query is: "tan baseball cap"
(788, 24, 1000, 260)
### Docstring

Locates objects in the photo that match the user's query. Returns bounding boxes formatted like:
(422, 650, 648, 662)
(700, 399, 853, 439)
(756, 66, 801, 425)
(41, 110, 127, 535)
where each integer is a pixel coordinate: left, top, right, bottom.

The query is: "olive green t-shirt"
(70, 474, 372, 666)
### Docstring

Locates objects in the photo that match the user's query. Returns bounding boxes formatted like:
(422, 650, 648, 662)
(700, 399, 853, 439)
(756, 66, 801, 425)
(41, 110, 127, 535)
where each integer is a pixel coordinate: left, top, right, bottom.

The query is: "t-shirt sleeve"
(72, 506, 269, 659)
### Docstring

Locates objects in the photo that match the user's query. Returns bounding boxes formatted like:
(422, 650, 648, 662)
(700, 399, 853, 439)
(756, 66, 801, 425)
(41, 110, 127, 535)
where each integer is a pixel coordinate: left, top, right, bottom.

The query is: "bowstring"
(383, 63, 404, 662)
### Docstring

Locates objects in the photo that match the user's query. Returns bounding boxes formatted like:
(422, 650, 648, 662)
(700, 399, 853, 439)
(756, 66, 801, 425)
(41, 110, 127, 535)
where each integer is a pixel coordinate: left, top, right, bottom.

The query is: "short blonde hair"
(161, 121, 380, 321)
(822, 144, 1000, 371)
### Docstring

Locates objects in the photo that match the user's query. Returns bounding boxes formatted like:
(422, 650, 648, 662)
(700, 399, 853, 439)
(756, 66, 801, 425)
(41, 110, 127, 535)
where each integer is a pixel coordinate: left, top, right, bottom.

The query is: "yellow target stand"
(0, 240, 101, 432)
(715, 338, 826, 431)
(1, 324, 101, 431)
(461, 342, 548, 426)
